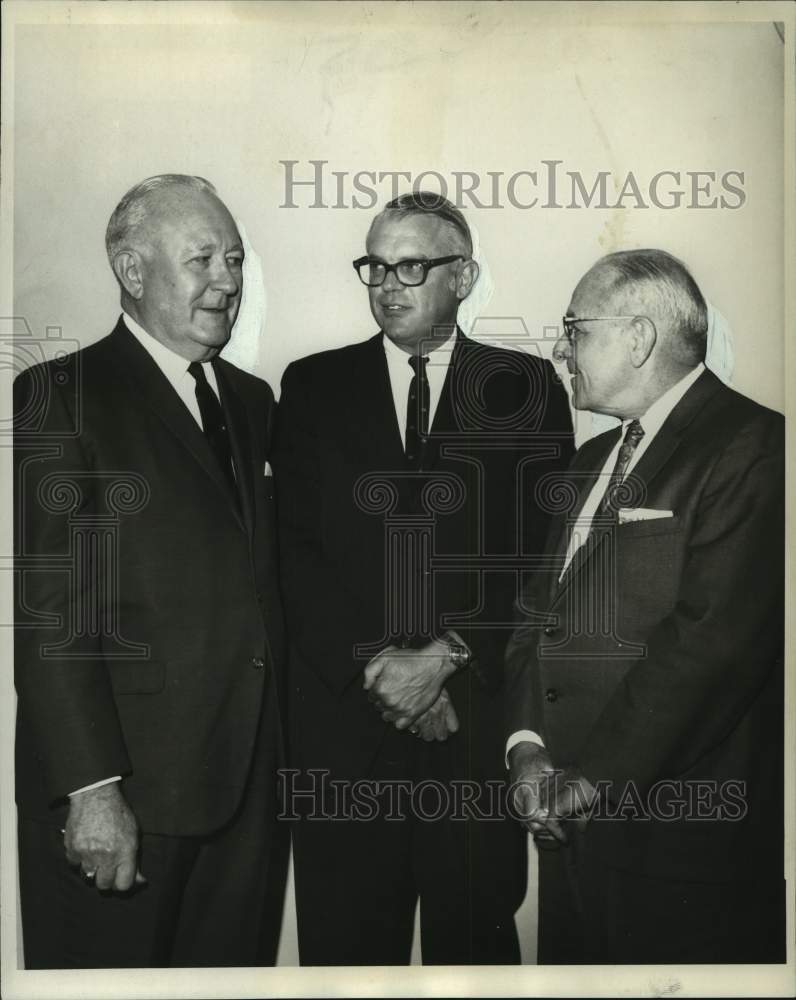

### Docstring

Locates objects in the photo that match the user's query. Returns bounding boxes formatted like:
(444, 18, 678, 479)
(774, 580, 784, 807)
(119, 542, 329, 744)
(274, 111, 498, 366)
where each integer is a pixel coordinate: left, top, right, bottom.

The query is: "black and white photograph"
(1, 1, 793, 997)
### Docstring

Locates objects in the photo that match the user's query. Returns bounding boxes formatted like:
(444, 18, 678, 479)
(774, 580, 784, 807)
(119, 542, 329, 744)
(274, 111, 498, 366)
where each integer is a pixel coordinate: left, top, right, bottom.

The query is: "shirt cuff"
(68, 776, 122, 797)
(505, 730, 545, 769)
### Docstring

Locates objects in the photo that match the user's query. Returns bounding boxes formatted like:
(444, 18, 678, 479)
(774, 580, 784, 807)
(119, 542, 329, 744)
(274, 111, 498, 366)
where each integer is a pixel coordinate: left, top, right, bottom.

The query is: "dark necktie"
(405, 355, 430, 469)
(187, 362, 236, 492)
(597, 418, 645, 516)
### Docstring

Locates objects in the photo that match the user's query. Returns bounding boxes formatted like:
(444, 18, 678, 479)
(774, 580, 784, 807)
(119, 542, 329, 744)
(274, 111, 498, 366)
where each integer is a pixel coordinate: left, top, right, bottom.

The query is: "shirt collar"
(122, 312, 197, 384)
(382, 328, 458, 368)
(628, 362, 706, 436)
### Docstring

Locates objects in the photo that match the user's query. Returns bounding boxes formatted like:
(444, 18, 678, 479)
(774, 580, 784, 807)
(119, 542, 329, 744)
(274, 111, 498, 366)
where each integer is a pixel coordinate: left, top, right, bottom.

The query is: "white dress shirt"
(122, 312, 221, 421)
(377, 329, 473, 665)
(507, 363, 706, 763)
(69, 314, 223, 798)
(382, 330, 457, 448)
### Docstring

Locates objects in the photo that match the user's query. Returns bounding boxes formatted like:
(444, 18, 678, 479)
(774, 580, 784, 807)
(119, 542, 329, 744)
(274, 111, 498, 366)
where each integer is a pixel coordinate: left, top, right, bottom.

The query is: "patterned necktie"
(597, 418, 645, 516)
(405, 355, 430, 469)
(187, 362, 236, 493)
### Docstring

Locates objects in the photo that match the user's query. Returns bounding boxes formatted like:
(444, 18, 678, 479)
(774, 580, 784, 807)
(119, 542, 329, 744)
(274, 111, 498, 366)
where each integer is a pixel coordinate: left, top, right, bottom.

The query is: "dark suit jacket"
(274, 331, 574, 780)
(14, 318, 286, 837)
(505, 370, 784, 883)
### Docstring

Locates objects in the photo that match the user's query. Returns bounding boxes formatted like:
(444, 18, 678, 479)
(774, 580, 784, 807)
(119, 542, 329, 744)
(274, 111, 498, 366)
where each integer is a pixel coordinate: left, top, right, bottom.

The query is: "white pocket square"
(618, 507, 673, 523)
(264, 461, 273, 477)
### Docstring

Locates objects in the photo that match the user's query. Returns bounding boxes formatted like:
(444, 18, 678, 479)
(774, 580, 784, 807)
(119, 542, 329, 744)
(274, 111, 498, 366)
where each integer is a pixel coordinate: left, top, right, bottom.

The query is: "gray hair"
(105, 174, 217, 265)
(598, 249, 708, 366)
(369, 191, 473, 257)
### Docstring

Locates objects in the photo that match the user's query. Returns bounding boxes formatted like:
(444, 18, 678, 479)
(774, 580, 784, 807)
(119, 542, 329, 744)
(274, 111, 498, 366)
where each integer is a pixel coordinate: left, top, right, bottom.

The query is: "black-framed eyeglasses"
(562, 315, 654, 343)
(352, 255, 464, 287)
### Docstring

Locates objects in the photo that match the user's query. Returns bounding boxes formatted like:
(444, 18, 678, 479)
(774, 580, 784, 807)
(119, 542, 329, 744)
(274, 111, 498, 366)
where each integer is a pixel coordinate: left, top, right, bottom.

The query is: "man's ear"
(629, 316, 657, 368)
(112, 250, 145, 300)
(455, 259, 480, 301)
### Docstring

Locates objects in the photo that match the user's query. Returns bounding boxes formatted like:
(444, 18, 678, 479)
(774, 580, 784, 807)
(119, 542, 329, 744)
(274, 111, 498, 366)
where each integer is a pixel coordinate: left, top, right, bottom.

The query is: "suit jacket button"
(545, 688, 558, 703)
(251, 656, 265, 670)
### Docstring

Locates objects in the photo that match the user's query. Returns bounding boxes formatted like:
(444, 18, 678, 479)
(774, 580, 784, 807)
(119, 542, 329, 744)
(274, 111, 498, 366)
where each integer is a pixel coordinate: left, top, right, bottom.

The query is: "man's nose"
(212, 260, 240, 296)
(380, 267, 403, 293)
(552, 332, 571, 363)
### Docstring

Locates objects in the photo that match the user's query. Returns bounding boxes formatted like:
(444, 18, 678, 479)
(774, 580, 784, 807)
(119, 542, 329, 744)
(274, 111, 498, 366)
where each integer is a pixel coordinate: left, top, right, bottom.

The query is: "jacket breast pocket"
(616, 513, 682, 539)
(107, 661, 166, 695)
(616, 517, 685, 627)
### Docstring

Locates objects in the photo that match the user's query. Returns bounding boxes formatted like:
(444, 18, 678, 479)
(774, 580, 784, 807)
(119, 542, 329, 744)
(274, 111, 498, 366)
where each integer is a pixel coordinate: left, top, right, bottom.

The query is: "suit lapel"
(549, 429, 620, 604)
(551, 369, 723, 606)
(106, 319, 245, 530)
(354, 334, 407, 471)
(214, 360, 255, 537)
(422, 330, 464, 473)
(629, 369, 722, 488)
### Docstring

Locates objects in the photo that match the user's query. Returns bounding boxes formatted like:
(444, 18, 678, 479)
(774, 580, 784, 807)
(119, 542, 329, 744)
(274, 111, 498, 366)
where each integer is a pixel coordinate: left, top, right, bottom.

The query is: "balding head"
(557, 249, 707, 418)
(588, 249, 708, 368)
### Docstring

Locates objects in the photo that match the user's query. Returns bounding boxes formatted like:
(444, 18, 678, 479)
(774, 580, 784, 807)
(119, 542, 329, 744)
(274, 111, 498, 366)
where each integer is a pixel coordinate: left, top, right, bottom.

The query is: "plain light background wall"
(13, 8, 785, 427)
(7, 0, 786, 973)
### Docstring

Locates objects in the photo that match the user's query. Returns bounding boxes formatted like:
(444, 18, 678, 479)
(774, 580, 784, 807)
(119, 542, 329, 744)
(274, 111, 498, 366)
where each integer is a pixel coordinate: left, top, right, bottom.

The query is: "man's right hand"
(64, 782, 146, 892)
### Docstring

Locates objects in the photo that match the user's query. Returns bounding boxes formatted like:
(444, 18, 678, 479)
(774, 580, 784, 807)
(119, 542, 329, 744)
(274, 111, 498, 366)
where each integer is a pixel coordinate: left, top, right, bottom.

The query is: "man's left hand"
(363, 640, 456, 729)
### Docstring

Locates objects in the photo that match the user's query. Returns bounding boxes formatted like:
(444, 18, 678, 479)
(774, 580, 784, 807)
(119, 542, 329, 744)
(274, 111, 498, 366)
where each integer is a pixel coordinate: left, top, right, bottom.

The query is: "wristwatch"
(442, 631, 472, 671)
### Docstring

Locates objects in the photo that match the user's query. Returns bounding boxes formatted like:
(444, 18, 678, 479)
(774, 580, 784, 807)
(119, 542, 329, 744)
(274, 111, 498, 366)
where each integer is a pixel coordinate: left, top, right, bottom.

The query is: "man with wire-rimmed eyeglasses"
(273, 191, 574, 964)
(504, 249, 785, 964)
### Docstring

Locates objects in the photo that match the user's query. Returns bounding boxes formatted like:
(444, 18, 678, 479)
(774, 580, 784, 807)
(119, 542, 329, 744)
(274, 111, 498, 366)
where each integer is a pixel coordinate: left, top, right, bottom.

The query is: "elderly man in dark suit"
(506, 249, 785, 964)
(274, 192, 574, 965)
(14, 174, 287, 968)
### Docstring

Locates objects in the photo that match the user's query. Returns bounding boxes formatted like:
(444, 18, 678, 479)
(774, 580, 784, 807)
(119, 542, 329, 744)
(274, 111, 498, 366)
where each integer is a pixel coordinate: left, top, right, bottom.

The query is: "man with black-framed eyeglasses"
(273, 191, 574, 965)
(352, 252, 465, 289)
(505, 249, 785, 964)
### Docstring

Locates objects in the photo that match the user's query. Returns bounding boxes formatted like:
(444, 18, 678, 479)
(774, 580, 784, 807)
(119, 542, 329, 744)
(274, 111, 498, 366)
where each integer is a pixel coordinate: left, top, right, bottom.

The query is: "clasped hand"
(363, 640, 456, 731)
(410, 687, 459, 742)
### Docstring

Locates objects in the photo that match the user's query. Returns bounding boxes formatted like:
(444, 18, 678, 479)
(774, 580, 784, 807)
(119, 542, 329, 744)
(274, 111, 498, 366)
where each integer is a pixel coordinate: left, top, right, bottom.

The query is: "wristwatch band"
(442, 631, 472, 670)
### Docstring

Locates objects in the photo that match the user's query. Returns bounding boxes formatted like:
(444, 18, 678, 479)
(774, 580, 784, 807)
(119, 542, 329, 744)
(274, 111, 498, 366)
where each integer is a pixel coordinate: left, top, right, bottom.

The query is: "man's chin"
(382, 324, 424, 352)
(569, 377, 588, 411)
(195, 315, 235, 344)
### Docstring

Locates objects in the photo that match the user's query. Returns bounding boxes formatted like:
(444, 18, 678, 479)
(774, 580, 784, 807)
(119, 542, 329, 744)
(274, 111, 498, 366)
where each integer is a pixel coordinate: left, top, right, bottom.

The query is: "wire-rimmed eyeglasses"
(562, 315, 655, 343)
